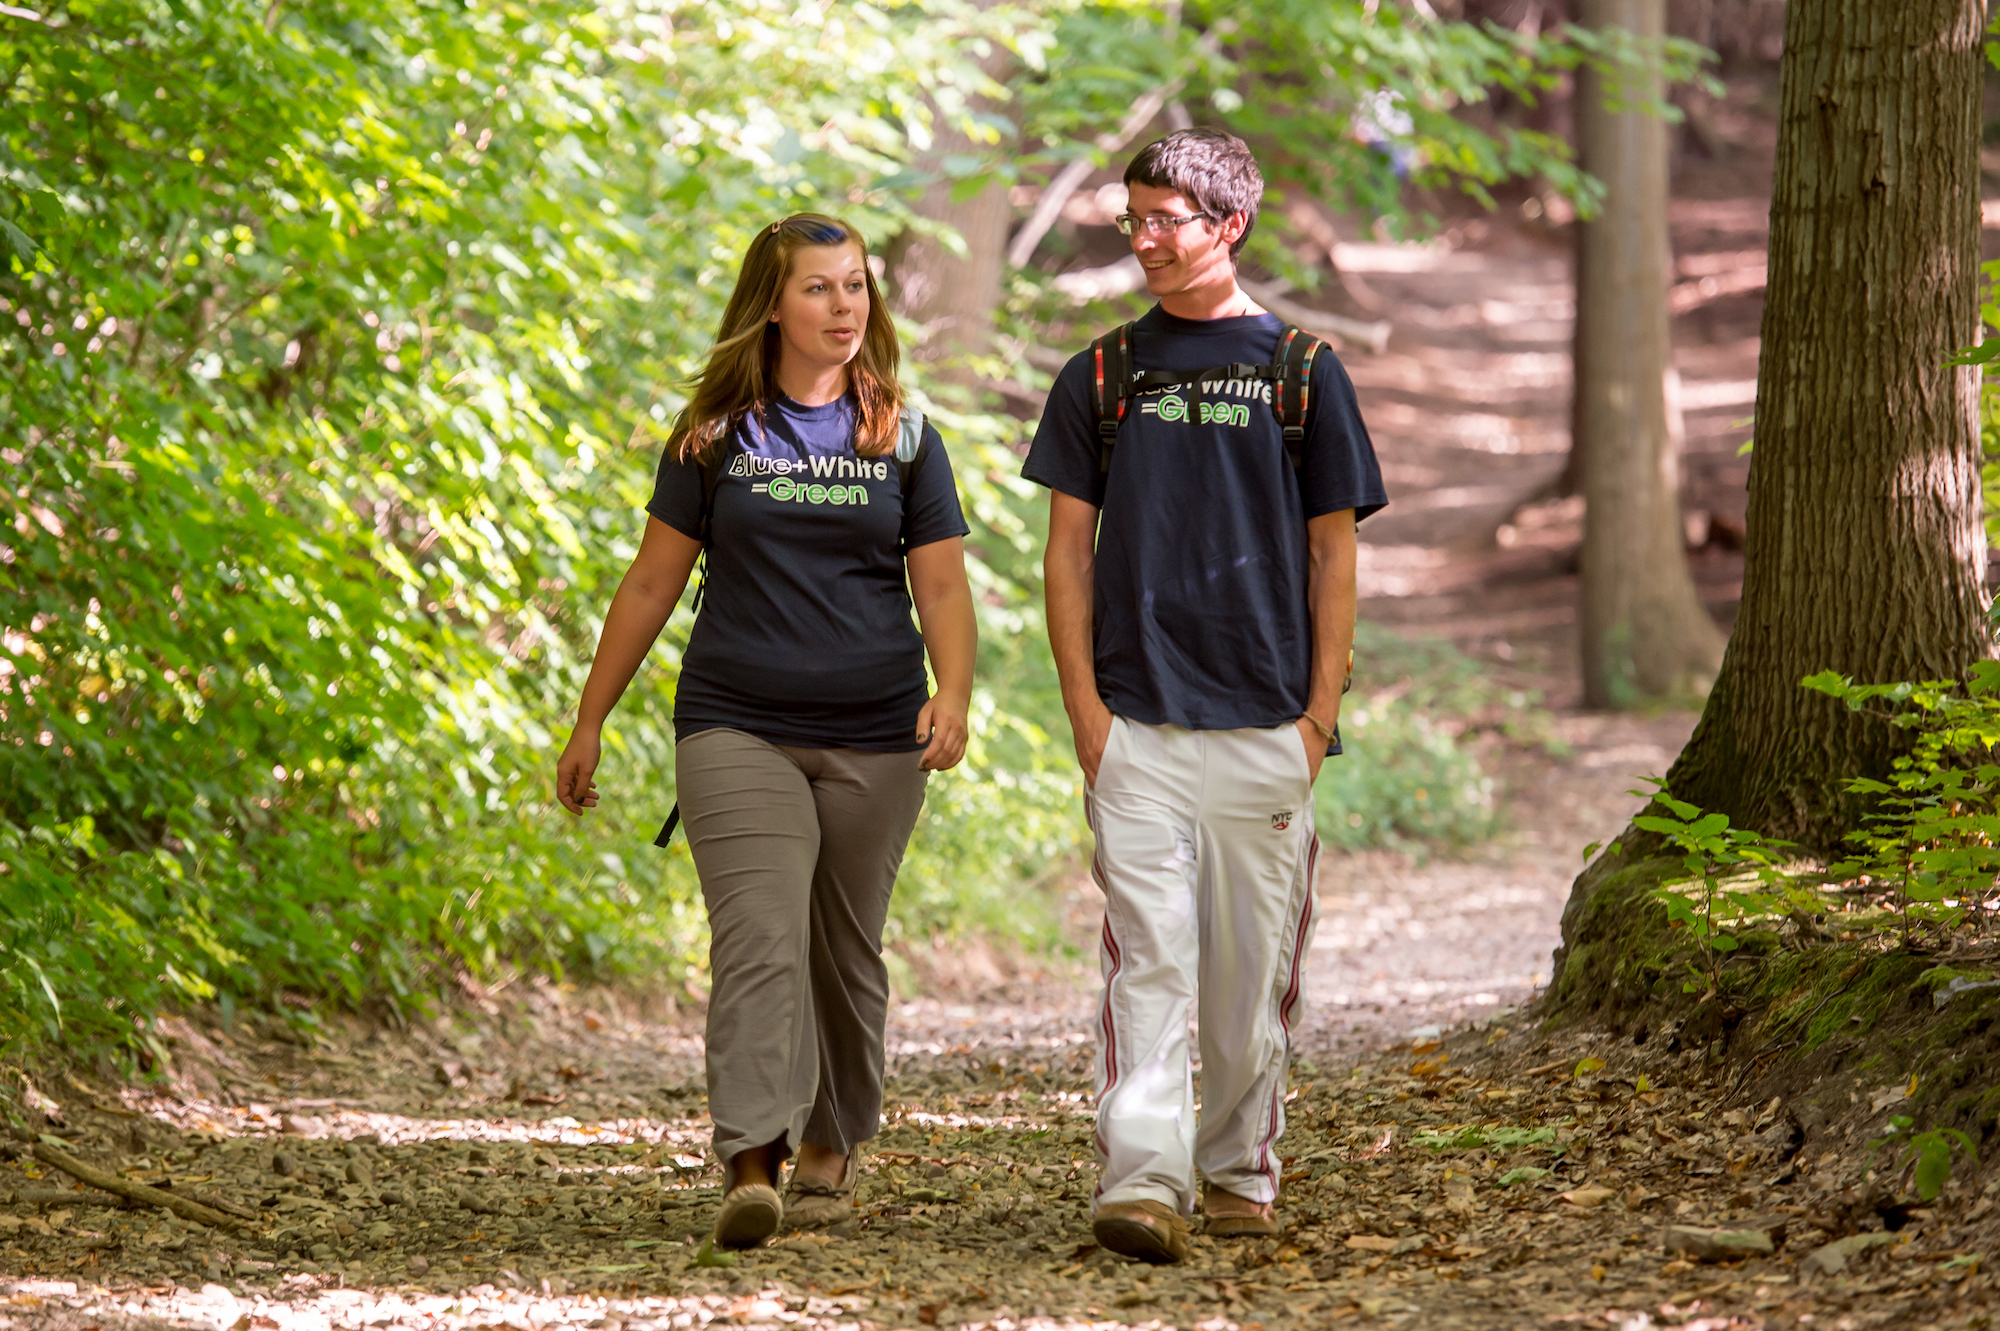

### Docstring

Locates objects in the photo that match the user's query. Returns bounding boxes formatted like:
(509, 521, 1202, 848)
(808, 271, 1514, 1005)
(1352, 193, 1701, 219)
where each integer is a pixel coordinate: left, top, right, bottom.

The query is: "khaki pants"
(675, 727, 928, 1179)
(1086, 716, 1320, 1214)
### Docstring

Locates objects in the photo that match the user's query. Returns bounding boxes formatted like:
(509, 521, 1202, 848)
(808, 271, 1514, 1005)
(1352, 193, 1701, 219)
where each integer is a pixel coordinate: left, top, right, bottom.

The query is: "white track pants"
(1086, 716, 1320, 1215)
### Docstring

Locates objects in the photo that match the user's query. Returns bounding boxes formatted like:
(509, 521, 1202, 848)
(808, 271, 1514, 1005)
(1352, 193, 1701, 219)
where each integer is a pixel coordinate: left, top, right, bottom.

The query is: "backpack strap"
(894, 405, 926, 554)
(1272, 325, 1326, 473)
(895, 403, 923, 465)
(1092, 321, 1320, 474)
(1091, 322, 1135, 473)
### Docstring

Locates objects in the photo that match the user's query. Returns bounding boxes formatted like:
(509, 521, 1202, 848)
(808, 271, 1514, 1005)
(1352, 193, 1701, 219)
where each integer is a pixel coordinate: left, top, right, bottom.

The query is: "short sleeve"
(1021, 351, 1107, 507)
(1300, 351, 1389, 523)
(901, 424, 971, 551)
(647, 444, 707, 540)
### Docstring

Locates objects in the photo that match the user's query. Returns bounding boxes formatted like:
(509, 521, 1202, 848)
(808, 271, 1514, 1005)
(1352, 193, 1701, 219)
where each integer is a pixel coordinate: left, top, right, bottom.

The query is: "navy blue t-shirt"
(1023, 306, 1387, 731)
(649, 393, 969, 751)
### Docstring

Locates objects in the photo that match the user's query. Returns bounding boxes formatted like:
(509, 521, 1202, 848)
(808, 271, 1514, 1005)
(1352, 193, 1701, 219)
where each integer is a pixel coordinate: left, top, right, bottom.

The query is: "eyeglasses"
(1113, 211, 1216, 238)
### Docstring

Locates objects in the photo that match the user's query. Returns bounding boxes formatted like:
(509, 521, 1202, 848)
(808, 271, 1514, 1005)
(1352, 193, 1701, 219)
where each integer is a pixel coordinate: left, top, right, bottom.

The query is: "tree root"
(7, 1185, 126, 1208)
(31, 1141, 257, 1230)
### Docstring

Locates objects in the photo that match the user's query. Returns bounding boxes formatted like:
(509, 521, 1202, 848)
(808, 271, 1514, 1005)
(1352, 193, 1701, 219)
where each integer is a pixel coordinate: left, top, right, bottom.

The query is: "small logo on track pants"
(1271, 811, 1294, 831)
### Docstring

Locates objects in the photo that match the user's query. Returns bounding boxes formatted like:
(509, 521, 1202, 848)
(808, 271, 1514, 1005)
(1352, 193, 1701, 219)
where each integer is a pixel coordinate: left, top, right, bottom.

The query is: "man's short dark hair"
(1123, 129, 1263, 257)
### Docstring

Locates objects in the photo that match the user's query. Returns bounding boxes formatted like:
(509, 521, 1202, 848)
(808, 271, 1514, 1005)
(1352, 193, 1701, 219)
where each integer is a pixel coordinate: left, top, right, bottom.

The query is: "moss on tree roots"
(1544, 834, 2000, 1154)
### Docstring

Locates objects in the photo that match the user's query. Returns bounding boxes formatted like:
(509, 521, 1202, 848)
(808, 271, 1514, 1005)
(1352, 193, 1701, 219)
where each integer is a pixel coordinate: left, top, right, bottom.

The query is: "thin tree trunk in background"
(886, 0, 1009, 368)
(1661, 0, 1987, 849)
(1574, 0, 1724, 707)
(896, 167, 1010, 366)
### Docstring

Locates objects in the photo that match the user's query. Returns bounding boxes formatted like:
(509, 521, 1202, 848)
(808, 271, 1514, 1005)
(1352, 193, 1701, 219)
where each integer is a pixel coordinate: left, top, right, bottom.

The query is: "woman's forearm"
(907, 538, 976, 705)
(918, 586, 976, 703)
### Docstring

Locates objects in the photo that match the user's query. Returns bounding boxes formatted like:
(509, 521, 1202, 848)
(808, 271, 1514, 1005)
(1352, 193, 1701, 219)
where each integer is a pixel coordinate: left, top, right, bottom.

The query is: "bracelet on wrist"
(1302, 710, 1337, 742)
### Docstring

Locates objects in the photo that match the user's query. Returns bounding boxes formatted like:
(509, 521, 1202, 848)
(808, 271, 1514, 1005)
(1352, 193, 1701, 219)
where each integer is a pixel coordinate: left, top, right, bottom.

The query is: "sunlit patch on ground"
(1, 1276, 886, 1330)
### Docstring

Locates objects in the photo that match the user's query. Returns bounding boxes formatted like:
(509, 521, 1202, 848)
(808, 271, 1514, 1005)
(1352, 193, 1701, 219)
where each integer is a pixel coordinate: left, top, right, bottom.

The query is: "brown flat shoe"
(1092, 1199, 1190, 1265)
(713, 1182, 782, 1248)
(1203, 1184, 1278, 1238)
(784, 1150, 858, 1229)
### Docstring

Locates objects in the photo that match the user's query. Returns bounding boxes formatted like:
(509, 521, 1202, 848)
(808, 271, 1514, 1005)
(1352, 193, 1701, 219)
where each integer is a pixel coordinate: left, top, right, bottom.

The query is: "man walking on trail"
(1024, 128, 1386, 1264)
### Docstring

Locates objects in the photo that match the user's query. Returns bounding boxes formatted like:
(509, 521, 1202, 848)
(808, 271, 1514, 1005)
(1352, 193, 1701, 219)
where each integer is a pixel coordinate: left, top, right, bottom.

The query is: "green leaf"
(1497, 1167, 1550, 1186)
(1801, 670, 1854, 698)
(1913, 1138, 1953, 1201)
(691, 1237, 737, 1268)
(0, 217, 37, 262)
(20, 956, 61, 1030)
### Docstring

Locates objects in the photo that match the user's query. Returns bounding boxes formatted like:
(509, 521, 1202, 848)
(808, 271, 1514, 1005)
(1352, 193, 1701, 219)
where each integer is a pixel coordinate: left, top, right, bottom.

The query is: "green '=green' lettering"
(767, 477, 868, 505)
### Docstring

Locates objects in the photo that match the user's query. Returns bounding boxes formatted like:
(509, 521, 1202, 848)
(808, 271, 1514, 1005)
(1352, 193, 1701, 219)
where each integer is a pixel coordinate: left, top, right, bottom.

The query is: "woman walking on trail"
(554, 214, 977, 1249)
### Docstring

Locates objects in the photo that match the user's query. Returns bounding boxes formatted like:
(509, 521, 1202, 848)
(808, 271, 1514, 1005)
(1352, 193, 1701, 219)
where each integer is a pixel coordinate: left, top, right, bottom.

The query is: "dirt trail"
(5, 942, 1997, 1331)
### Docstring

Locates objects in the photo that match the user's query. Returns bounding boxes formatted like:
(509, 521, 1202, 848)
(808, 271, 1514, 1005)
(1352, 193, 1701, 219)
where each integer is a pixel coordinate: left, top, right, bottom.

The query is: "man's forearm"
(1046, 545, 1102, 721)
(1304, 510, 1359, 727)
(1044, 493, 1107, 723)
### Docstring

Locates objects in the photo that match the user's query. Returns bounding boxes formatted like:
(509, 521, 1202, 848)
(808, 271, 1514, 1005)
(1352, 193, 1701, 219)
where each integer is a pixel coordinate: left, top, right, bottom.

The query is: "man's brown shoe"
(1092, 1199, 1190, 1264)
(784, 1150, 858, 1229)
(713, 1182, 782, 1248)
(1202, 1184, 1278, 1238)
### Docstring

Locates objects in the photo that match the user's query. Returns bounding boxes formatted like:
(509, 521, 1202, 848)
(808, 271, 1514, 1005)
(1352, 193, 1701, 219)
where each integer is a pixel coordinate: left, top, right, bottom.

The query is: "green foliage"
(1955, 234, 2000, 556)
(1624, 665, 2000, 1003)
(1314, 624, 1546, 853)
(0, 0, 1060, 1058)
(689, 1236, 738, 1269)
(1632, 782, 1798, 995)
(1808, 665, 2000, 943)
(1872, 1113, 1980, 1203)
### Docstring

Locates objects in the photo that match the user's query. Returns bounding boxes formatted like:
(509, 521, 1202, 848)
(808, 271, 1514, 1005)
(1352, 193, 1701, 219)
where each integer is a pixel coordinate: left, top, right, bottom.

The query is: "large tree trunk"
(1660, 0, 1987, 848)
(1574, 0, 1725, 707)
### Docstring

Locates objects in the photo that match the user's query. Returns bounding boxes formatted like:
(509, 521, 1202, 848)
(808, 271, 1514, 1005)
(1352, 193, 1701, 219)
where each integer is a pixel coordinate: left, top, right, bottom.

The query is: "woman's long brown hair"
(668, 214, 902, 462)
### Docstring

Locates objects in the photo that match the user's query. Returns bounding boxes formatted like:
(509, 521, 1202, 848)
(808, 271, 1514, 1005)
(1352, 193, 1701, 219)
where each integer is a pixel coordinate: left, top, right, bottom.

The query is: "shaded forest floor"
(10, 74, 2000, 1331)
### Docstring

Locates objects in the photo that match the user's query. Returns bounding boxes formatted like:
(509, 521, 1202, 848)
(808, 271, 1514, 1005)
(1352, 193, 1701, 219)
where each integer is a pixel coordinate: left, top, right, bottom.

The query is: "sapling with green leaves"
(1808, 665, 2000, 943)
(1871, 1113, 1979, 1203)
(1630, 782, 1798, 995)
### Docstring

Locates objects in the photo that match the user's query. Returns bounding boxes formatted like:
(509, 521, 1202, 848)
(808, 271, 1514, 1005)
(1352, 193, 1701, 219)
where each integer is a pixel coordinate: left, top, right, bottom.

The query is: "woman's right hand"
(556, 727, 603, 815)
